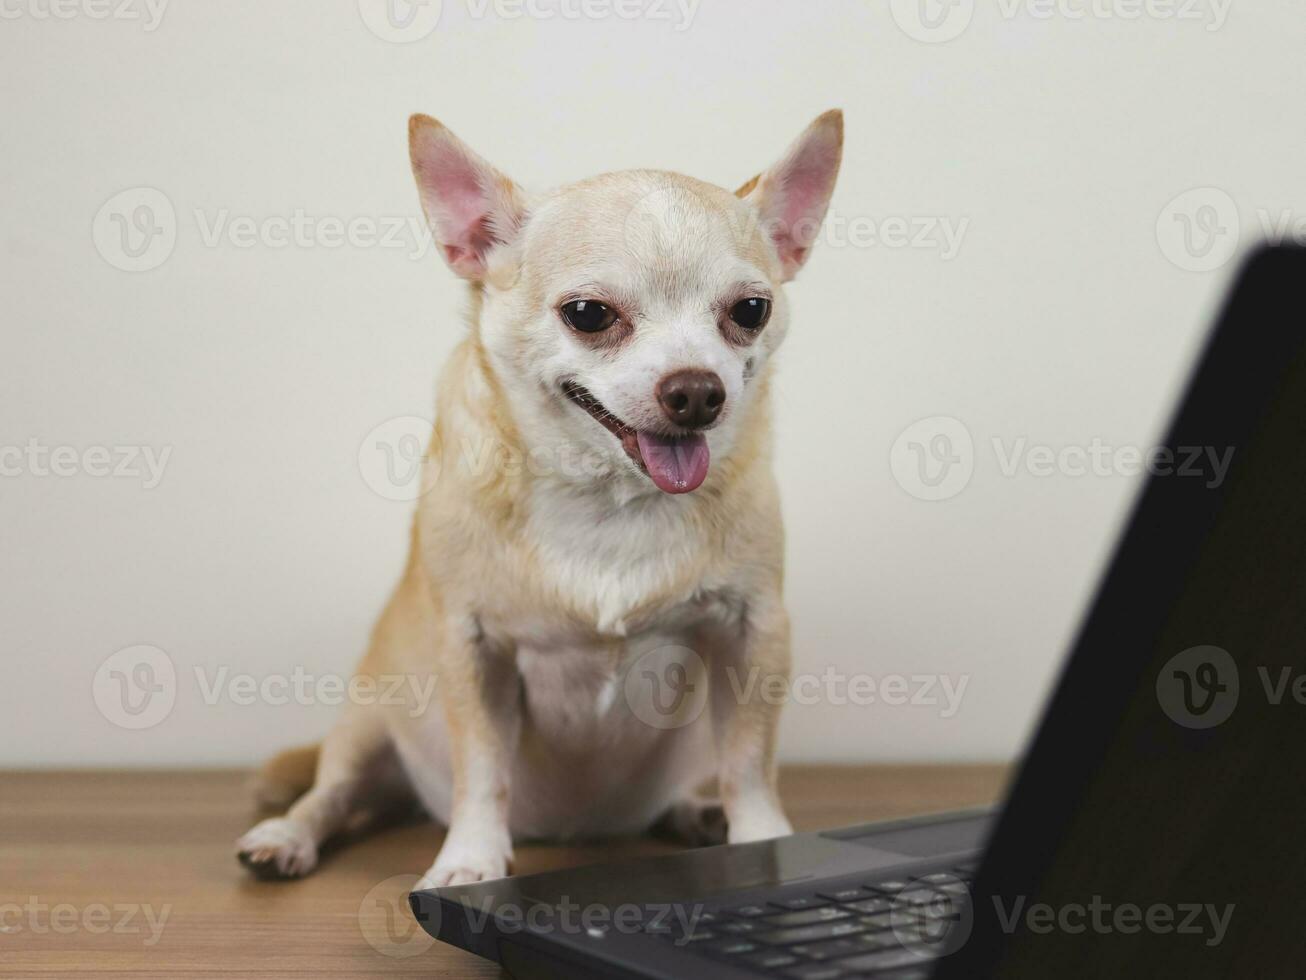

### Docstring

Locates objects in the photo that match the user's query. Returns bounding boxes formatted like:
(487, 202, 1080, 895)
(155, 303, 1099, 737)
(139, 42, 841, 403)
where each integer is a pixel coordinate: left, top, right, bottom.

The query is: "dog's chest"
(471, 483, 746, 759)
(512, 630, 712, 759)
(496, 483, 725, 640)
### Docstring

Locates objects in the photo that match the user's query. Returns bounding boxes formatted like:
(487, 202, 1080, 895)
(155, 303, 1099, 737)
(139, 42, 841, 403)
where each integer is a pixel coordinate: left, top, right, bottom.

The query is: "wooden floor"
(0, 767, 1007, 978)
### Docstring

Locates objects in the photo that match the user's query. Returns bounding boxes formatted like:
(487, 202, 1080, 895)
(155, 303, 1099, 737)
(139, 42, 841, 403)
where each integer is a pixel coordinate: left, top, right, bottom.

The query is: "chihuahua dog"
(235, 110, 843, 885)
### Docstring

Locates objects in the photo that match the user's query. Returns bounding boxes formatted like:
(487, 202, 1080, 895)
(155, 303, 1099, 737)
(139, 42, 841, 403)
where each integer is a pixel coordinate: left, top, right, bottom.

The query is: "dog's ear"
(737, 109, 843, 281)
(409, 114, 528, 280)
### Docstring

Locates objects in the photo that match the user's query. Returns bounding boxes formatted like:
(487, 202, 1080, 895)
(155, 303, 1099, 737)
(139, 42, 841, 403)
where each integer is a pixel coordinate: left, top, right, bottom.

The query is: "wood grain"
(0, 767, 1007, 978)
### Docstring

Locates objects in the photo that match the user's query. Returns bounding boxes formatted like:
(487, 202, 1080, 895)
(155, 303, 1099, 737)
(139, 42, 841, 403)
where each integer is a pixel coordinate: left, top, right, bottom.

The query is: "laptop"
(410, 246, 1306, 979)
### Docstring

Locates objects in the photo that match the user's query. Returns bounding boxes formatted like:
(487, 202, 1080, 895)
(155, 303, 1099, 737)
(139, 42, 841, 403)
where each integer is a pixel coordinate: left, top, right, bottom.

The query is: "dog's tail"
(251, 743, 319, 811)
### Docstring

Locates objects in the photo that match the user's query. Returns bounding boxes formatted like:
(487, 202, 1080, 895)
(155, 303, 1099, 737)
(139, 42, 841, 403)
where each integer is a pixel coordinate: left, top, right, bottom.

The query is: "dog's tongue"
(636, 431, 710, 494)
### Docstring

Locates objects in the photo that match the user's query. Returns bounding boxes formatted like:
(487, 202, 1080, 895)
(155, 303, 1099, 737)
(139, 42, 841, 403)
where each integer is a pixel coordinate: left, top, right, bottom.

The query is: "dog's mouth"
(561, 381, 710, 494)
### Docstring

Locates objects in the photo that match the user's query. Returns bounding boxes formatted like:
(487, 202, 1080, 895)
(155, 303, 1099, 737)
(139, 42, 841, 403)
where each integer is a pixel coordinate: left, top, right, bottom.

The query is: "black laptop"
(410, 246, 1306, 979)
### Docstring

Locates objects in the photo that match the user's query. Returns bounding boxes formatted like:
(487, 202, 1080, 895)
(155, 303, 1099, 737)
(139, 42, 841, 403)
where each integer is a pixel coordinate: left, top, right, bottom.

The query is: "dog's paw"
(654, 798, 729, 847)
(726, 809, 793, 845)
(235, 817, 318, 880)
(417, 839, 511, 889)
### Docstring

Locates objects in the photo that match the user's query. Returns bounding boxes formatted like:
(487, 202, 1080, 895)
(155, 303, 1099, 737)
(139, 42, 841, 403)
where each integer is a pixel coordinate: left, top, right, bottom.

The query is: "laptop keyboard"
(646, 863, 975, 979)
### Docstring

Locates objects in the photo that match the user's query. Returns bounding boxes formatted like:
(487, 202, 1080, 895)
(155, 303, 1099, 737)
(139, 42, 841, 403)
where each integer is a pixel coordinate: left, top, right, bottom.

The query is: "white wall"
(2, 0, 1302, 767)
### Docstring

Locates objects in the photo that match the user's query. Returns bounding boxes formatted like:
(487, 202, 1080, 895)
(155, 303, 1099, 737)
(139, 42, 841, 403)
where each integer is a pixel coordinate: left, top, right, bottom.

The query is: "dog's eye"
(730, 298, 771, 330)
(560, 300, 618, 334)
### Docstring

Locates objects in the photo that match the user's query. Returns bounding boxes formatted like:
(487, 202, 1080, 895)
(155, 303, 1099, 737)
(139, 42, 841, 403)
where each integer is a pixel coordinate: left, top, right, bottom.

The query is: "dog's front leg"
(420, 616, 520, 887)
(709, 595, 795, 844)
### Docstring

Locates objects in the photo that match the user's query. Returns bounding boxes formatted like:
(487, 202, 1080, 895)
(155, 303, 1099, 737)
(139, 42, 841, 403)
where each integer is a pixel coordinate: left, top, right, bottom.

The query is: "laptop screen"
(938, 247, 1306, 978)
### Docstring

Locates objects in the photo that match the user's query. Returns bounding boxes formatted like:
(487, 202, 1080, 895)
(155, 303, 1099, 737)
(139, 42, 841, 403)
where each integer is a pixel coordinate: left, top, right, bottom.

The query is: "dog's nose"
(656, 370, 726, 429)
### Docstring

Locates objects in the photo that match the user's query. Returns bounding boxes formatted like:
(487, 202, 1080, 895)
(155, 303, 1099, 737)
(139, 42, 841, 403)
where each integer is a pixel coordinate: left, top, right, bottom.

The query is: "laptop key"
(773, 896, 831, 911)
(741, 950, 801, 970)
(756, 920, 867, 946)
(911, 880, 970, 898)
(896, 886, 969, 911)
(820, 887, 868, 902)
(718, 919, 764, 935)
(866, 879, 910, 894)
(835, 946, 935, 972)
(857, 912, 901, 931)
(851, 929, 908, 952)
(763, 907, 852, 928)
(791, 937, 863, 960)
(678, 930, 717, 943)
(842, 897, 893, 915)
(728, 904, 772, 918)
(698, 938, 758, 957)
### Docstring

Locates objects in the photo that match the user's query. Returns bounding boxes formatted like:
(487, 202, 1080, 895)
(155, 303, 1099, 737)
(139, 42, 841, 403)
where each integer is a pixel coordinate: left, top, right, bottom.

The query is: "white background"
(2, 0, 1302, 766)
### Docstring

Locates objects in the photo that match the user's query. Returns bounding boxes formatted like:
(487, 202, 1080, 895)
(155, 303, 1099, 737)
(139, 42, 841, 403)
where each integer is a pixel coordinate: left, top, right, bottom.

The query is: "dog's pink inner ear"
(410, 118, 521, 280)
(750, 112, 843, 282)
(433, 167, 496, 273)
